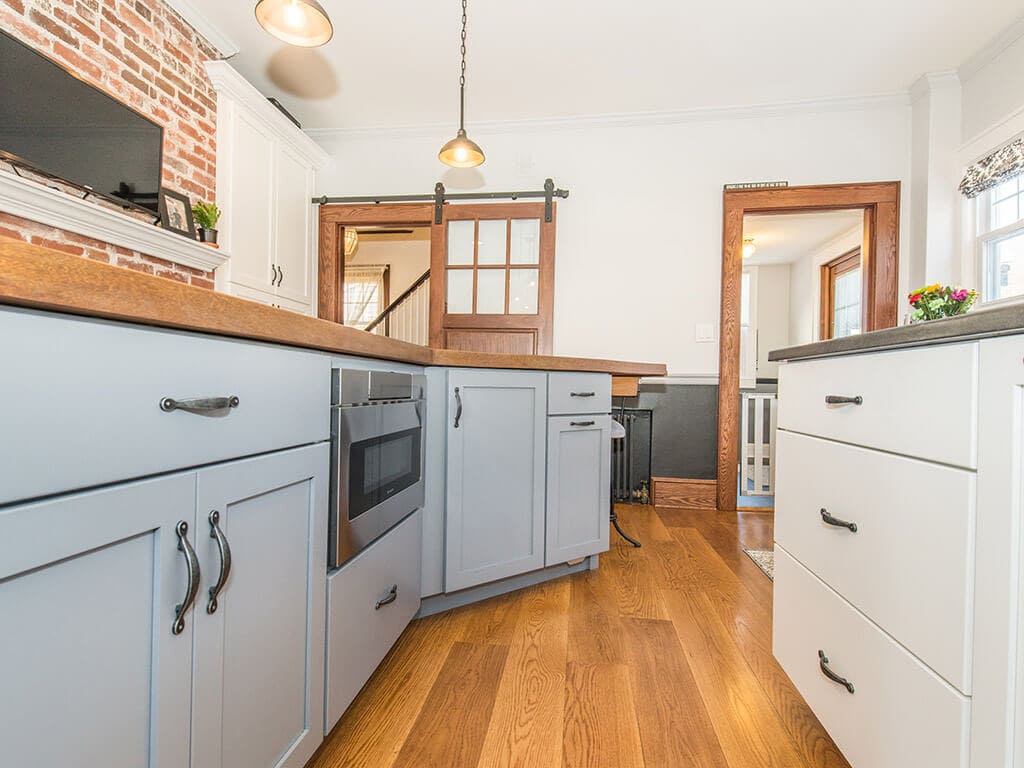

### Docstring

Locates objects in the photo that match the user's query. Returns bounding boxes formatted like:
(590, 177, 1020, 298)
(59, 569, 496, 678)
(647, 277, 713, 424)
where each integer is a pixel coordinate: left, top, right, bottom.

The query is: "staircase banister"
(364, 268, 431, 333)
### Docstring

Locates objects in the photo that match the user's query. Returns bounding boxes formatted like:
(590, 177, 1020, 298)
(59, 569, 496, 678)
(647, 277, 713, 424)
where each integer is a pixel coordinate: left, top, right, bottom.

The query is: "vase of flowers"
(908, 284, 978, 322)
(192, 201, 221, 245)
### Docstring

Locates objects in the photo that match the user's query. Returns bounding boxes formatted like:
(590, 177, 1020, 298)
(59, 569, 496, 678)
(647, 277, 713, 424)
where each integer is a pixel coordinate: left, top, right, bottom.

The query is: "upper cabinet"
(206, 62, 329, 314)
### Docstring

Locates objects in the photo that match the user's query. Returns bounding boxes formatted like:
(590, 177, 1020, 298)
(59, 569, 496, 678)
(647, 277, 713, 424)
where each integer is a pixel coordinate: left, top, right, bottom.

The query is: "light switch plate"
(695, 323, 715, 343)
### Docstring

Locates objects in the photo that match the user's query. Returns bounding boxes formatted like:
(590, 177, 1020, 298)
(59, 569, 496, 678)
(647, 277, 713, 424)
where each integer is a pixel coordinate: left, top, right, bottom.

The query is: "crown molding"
(204, 61, 330, 168)
(306, 92, 911, 142)
(0, 170, 229, 272)
(958, 12, 1024, 83)
(161, 0, 240, 58)
(908, 71, 960, 102)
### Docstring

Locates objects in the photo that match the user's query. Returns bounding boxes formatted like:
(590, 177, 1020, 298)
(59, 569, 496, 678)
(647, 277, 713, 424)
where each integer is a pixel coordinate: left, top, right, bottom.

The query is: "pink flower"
(951, 289, 969, 302)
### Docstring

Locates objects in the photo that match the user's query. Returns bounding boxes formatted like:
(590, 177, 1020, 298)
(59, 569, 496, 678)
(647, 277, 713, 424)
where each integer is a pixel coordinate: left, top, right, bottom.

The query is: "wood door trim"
(717, 182, 901, 512)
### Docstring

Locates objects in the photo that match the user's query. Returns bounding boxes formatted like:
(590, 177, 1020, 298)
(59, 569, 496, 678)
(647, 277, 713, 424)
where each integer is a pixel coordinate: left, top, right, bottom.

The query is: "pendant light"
(343, 228, 359, 261)
(742, 238, 756, 259)
(438, 0, 485, 168)
(255, 0, 334, 48)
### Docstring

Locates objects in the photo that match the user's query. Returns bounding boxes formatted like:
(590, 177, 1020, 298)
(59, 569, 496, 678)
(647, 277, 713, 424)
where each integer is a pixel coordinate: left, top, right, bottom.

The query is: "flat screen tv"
(0, 29, 164, 213)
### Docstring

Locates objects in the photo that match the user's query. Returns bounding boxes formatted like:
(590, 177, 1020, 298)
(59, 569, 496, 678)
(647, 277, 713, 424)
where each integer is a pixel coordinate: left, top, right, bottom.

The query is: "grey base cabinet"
(546, 415, 612, 565)
(445, 369, 548, 592)
(0, 443, 328, 768)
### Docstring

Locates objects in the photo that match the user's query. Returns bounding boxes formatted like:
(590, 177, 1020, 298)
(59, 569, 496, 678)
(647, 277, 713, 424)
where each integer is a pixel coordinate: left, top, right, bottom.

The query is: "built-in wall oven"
(329, 368, 425, 569)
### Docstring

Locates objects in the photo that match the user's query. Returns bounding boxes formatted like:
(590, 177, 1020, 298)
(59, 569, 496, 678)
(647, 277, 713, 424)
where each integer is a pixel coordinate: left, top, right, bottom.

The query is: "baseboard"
(651, 477, 718, 509)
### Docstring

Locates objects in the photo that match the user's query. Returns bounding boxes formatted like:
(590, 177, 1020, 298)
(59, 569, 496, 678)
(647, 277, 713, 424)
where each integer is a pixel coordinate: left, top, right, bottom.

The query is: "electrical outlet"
(695, 323, 715, 343)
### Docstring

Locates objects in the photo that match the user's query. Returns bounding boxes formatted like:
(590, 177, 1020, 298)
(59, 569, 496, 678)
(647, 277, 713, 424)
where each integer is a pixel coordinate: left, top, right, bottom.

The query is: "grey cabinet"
(191, 443, 328, 768)
(0, 473, 197, 768)
(445, 369, 548, 592)
(0, 443, 328, 768)
(546, 415, 612, 565)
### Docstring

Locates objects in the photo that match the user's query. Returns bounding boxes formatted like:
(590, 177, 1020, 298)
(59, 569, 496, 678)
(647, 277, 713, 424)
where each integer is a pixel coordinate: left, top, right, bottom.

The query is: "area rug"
(742, 548, 774, 581)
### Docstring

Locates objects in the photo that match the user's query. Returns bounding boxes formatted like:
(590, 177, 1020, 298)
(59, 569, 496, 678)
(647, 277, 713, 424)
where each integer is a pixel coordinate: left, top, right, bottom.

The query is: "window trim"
(974, 180, 1024, 305)
(819, 248, 862, 341)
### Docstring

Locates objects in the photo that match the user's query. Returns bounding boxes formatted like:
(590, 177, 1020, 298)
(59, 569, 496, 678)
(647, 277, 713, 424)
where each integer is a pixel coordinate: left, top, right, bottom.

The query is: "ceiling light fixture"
(742, 237, 756, 259)
(255, 0, 334, 48)
(343, 228, 359, 261)
(438, 0, 485, 168)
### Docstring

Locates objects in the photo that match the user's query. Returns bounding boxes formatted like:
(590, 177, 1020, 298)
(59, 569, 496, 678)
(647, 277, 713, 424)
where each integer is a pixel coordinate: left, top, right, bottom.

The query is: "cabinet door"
(226, 106, 276, 293)
(0, 473, 196, 768)
(546, 415, 611, 565)
(445, 369, 547, 591)
(191, 444, 328, 768)
(272, 143, 316, 308)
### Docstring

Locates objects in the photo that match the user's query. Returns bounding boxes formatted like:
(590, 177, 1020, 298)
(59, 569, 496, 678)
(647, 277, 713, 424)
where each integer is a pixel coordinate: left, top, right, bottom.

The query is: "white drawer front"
(548, 373, 611, 415)
(0, 308, 329, 504)
(773, 549, 970, 768)
(775, 431, 976, 692)
(777, 344, 978, 468)
(326, 510, 422, 731)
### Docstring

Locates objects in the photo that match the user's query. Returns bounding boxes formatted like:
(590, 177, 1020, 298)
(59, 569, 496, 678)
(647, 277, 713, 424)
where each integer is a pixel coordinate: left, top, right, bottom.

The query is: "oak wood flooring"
(308, 506, 850, 768)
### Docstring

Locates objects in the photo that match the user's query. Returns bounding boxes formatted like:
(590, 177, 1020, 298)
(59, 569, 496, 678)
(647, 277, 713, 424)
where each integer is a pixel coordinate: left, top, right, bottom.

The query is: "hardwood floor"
(309, 505, 850, 768)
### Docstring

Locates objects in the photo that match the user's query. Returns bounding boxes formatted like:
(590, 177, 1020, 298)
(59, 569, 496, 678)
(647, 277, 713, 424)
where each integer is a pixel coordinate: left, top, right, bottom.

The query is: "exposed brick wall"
(0, 0, 220, 287)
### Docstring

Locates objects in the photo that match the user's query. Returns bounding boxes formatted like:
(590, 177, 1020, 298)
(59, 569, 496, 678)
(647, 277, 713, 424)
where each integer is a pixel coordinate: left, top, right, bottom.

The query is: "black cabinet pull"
(160, 396, 240, 413)
(818, 650, 855, 693)
(278, 266, 284, 286)
(820, 508, 858, 533)
(570, 420, 596, 427)
(570, 391, 596, 398)
(454, 387, 462, 428)
(206, 510, 232, 615)
(825, 395, 863, 406)
(375, 584, 398, 610)
(172, 521, 200, 636)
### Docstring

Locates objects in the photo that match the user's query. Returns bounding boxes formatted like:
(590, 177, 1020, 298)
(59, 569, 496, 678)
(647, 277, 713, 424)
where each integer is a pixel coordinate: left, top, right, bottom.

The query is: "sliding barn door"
(430, 202, 555, 354)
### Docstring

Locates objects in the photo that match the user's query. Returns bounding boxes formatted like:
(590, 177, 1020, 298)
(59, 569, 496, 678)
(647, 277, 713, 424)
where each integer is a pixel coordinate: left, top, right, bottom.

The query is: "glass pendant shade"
(343, 228, 359, 261)
(255, 0, 334, 47)
(742, 238, 756, 259)
(439, 129, 485, 168)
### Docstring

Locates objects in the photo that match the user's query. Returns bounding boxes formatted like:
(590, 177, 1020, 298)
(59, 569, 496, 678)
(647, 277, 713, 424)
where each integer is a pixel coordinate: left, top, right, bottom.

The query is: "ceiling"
(192, 1, 1022, 131)
(742, 210, 863, 265)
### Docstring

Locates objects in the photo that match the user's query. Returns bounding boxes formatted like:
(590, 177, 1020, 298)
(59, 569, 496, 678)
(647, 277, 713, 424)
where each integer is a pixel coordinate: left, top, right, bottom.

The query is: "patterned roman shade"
(959, 137, 1024, 198)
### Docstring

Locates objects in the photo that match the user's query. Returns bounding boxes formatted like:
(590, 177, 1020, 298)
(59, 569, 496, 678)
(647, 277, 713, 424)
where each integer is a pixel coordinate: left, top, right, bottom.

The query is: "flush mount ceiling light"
(742, 237, 756, 259)
(255, 0, 334, 47)
(343, 228, 359, 261)
(438, 0, 485, 168)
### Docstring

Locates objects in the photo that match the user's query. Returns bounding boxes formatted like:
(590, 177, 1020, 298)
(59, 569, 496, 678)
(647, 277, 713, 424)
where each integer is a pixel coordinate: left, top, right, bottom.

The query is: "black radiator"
(612, 408, 652, 504)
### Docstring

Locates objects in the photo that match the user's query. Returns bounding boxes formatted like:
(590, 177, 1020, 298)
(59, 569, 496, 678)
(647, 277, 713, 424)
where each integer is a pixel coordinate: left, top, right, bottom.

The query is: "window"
(739, 268, 758, 389)
(977, 175, 1024, 303)
(820, 249, 862, 340)
(343, 265, 389, 330)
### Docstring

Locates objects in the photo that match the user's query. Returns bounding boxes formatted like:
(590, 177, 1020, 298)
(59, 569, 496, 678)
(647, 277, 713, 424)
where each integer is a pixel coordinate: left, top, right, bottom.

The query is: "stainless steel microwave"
(329, 368, 425, 569)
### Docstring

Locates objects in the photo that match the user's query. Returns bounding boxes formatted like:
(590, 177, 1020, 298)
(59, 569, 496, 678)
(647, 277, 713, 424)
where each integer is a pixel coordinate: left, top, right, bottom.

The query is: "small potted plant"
(192, 201, 221, 245)
(908, 284, 978, 322)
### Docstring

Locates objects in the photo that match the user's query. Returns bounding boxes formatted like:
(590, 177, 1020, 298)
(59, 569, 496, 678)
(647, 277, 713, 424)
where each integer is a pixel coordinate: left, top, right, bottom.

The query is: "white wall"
(313, 103, 910, 376)
(347, 235, 430, 299)
(753, 264, 790, 379)
(788, 223, 864, 346)
(960, 20, 1024, 144)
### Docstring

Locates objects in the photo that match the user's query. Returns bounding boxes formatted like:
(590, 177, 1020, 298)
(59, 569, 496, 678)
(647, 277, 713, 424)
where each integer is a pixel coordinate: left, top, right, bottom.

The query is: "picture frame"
(158, 188, 195, 239)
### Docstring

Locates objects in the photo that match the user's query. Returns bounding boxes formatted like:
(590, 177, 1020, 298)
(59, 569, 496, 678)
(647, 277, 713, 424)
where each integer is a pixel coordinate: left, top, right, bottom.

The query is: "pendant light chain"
(458, 0, 468, 130)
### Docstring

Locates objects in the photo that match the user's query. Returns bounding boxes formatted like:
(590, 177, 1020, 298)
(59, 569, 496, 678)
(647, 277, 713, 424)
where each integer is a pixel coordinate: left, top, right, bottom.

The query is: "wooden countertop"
(0, 237, 667, 377)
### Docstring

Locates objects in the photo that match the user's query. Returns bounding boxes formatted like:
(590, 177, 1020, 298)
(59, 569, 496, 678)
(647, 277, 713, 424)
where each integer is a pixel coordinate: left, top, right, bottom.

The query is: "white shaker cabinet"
(207, 62, 328, 314)
(0, 473, 197, 768)
(191, 444, 328, 768)
(444, 369, 548, 592)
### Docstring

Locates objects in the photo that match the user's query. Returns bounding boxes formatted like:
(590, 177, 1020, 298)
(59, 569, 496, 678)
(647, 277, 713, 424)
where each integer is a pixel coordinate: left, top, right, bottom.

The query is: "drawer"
(775, 431, 976, 692)
(0, 308, 329, 504)
(548, 373, 612, 415)
(777, 343, 978, 468)
(325, 509, 422, 731)
(773, 549, 970, 768)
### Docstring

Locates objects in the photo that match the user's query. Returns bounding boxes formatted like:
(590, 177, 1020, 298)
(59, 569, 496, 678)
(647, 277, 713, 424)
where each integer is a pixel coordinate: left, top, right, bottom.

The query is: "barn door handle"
(454, 387, 463, 428)
(818, 650, 855, 694)
(173, 521, 200, 635)
(820, 508, 858, 532)
(825, 395, 863, 406)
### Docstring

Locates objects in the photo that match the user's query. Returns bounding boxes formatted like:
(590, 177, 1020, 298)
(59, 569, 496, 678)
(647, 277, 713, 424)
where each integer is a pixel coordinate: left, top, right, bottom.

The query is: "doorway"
(318, 201, 557, 354)
(717, 182, 901, 512)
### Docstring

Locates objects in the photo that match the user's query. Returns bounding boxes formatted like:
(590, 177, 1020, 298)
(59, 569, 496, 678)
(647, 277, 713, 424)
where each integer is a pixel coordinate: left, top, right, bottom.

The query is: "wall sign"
(723, 181, 790, 190)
